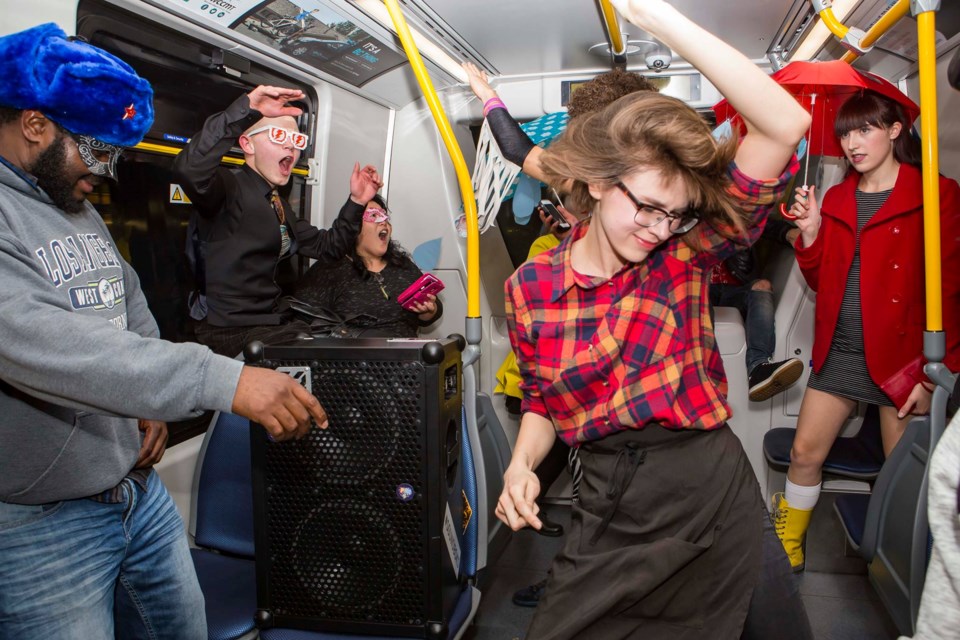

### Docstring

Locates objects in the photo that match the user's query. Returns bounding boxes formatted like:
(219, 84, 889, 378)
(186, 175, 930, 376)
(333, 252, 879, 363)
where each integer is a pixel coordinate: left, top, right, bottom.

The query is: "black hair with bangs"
(834, 90, 921, 167)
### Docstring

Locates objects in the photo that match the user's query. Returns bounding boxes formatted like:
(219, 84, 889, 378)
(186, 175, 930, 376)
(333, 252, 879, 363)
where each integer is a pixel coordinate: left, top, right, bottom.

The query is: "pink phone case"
(398, 274, 444, 310)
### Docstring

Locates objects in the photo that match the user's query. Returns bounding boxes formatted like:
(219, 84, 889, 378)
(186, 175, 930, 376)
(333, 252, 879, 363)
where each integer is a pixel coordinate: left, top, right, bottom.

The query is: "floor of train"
(464, 492, 900, 640)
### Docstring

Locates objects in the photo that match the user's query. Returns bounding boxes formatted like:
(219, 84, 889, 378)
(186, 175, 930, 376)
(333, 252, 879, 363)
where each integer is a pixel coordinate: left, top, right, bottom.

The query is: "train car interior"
(2, 0, 960, 638)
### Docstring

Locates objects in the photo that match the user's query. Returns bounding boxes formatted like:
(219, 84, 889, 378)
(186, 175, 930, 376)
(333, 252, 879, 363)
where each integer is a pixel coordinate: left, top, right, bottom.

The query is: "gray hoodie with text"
(0, 159, 243, 504)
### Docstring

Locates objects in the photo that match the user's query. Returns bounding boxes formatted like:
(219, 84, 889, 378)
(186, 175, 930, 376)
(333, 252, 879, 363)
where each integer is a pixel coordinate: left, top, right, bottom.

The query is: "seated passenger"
(496, 1, 814, 637)
(709, 217, 804, 401)
(174, 85, 383, 357)
(292, 196, 442, 338)
(774, 90, 960, 572)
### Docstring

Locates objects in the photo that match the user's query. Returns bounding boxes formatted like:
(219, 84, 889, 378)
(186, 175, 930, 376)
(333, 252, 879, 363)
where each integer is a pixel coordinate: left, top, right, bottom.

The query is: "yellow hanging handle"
(817, 4, 850, 40)
(812, 0, 879, 56)
(917, 9, 943, 331)
(840, 0, 909, 64)
(383, 0, 480, 320)
(597, 0, 626, 57)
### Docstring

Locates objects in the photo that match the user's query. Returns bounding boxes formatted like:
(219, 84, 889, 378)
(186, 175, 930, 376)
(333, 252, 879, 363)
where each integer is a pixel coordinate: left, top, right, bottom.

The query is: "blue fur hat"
(0, 23, 154, 147)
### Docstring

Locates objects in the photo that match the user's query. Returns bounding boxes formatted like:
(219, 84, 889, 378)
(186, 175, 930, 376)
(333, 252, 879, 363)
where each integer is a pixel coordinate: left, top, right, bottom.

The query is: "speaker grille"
(263, 358, 428, 624)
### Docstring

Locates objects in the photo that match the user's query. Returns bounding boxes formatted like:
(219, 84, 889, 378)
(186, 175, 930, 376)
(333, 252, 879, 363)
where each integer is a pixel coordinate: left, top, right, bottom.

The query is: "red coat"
(795, 162, 960, 407)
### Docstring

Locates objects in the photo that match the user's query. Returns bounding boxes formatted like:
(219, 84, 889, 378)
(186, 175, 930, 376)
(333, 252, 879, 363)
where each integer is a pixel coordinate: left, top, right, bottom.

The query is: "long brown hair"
(540, 91, 745, 251)
(834, 90, 920, 167)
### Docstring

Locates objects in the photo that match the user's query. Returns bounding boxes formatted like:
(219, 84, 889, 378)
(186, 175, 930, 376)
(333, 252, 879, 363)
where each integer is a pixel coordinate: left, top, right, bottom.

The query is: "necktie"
(270, 190, 286, 224)
(271, 190, 291, 256)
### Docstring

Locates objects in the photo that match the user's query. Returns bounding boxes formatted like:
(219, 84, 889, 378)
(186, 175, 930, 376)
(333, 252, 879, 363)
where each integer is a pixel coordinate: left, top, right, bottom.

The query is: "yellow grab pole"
(133, 141, 308, 175)
(841, 0, 910, 63)
(597, 0, 626, 57)
(917, 10, 943, 331)
(383, 0, 480, 321)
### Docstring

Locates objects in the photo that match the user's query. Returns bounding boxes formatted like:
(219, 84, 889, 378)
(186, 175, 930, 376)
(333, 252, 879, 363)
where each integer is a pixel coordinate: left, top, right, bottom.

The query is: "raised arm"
(294, 163, 382, 261)
(173, 86, 305, 214)
(463, 62, 547, 181)
(610, 0, 810, 180)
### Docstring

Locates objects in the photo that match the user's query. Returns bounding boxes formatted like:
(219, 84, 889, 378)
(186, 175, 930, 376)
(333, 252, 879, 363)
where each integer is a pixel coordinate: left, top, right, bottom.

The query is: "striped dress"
(807, 189, 894, 406)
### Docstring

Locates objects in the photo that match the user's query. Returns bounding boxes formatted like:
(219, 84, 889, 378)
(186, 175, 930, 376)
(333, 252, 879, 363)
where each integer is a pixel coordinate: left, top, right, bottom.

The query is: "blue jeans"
(0, 471, 205, 640)
(709, 281, 776, 375)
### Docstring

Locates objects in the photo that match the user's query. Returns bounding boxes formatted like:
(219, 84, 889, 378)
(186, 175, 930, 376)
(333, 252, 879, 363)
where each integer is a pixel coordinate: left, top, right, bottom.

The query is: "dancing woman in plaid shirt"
(496, 1, 813, 638)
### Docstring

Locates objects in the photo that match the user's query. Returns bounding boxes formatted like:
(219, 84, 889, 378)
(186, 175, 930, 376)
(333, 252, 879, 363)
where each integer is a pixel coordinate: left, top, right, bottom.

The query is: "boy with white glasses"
(175, 85, 383, 356)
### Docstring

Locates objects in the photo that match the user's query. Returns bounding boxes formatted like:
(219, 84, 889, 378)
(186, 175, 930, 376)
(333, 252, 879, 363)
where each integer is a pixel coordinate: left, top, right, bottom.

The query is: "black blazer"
(173, 94, 363, 327)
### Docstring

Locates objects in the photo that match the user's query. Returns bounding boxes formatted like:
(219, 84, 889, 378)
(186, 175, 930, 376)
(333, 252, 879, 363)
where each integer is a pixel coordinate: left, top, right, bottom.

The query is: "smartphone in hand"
(539, 200, 571, 232)
(397, 273, 445, 311)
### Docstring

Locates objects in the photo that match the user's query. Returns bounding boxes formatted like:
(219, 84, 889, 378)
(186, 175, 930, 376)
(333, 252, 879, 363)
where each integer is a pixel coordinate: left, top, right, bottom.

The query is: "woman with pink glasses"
(294, 195, 442, 338)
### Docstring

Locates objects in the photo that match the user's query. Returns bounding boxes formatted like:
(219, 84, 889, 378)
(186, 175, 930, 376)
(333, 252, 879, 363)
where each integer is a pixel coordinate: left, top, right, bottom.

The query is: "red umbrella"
(713, 60, 919, 218)
(713, 60, 919, 158)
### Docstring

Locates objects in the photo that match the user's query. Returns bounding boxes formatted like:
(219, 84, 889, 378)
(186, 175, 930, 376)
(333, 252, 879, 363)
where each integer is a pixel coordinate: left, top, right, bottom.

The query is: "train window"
(91, 156, 307, 345)
(77, 0, 313, 445)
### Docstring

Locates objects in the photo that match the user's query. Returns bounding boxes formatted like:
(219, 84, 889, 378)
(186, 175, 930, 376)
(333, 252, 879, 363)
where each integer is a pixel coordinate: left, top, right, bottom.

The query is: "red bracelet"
(920, 380, 935, 392)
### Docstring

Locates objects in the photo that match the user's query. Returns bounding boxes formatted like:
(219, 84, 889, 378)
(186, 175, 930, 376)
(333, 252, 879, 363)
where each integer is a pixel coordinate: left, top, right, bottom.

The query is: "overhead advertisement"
(174, 0, 265, 27)
(162, 0, 406, 85)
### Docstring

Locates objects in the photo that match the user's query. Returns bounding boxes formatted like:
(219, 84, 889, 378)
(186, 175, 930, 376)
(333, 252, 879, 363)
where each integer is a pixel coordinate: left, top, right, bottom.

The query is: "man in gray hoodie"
(0, 23, 328, 640)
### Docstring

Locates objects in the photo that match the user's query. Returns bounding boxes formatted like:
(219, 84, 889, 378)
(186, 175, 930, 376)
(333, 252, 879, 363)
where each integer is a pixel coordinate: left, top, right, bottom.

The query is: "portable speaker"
(247, 337, 466, 638)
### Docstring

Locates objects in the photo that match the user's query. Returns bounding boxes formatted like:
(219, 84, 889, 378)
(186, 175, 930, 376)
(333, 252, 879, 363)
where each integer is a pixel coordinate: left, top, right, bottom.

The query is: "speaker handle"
(244, 340, 265, 363)
(446, 333, 467, 352)
(255, 608, 273, 629)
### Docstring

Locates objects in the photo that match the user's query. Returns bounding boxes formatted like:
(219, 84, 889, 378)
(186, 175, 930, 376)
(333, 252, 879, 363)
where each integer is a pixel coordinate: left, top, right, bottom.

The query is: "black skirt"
(527, 425, 763, 640)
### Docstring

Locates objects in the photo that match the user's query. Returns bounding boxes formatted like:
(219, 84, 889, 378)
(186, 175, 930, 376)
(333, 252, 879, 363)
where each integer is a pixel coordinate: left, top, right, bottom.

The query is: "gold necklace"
(371, 271, 388, 299)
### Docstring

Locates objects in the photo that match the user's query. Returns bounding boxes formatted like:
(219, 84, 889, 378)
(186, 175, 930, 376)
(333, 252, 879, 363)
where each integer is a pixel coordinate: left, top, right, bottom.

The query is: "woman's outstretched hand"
(349, 163, 383, 205)
(463, 61, 498, 104)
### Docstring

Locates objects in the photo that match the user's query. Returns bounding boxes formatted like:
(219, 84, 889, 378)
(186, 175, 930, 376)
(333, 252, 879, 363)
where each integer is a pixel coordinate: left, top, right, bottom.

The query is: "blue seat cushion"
(834, 493, 871, 549)
(763, 427, 884, 479)
(191, 548, 257, 640)
(194, 413, 255, 557)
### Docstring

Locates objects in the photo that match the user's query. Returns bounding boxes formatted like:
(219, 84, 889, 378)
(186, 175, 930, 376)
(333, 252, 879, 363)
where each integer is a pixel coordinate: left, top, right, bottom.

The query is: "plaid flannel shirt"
(506, 159, 798, 446)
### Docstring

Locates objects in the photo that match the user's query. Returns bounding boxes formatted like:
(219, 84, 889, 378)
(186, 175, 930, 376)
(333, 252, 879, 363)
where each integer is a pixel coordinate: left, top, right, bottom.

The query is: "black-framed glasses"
(615, 181, 699, 234)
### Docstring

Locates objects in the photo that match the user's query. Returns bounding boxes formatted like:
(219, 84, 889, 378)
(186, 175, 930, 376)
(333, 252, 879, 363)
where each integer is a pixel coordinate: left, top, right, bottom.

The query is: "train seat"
(833, 415, 933, 636)
(190, 411, 258, 640)
(763, 404, 884, 480)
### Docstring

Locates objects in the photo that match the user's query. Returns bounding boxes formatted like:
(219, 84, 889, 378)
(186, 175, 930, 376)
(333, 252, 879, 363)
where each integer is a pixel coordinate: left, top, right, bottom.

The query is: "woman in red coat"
(773, 90, 960, 571)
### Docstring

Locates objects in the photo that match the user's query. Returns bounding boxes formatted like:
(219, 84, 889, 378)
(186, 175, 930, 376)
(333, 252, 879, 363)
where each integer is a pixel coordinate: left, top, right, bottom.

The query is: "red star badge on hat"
(123, 104, 136, 120)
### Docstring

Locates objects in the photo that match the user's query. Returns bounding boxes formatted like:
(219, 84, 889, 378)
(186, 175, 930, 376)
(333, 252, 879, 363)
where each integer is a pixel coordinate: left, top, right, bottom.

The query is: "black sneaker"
(512, 578, 548, 607)
(748, 358, 803, 402)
